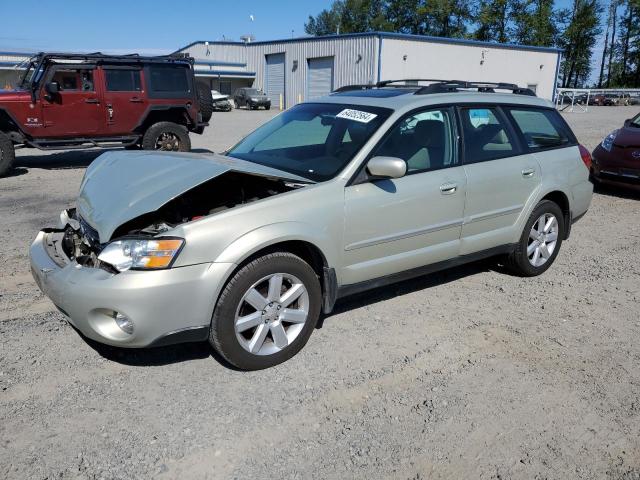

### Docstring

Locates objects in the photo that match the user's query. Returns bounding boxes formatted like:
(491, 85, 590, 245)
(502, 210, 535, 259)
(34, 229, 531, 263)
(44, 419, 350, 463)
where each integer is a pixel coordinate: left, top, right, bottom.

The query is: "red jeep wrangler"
(0, 52, 213, 176)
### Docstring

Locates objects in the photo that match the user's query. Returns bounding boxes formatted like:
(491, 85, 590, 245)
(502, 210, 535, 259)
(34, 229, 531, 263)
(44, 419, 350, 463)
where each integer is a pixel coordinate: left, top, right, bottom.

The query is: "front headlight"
(98, 238, 184, 272)
(601, 130, 618, 152)
(251, 97, 258, 101)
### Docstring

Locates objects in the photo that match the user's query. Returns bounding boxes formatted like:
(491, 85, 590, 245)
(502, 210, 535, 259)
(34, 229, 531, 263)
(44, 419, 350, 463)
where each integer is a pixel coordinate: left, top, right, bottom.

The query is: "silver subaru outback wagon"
(30, 80, 593, 370)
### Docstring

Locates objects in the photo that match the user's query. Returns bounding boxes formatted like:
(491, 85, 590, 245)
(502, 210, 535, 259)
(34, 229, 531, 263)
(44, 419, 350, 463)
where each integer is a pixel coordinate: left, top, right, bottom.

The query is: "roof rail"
(333, 79, 536, 97)
(333, 84, 375, 93)
(376, 78, 451, 87)
(414, 81, 536, 96)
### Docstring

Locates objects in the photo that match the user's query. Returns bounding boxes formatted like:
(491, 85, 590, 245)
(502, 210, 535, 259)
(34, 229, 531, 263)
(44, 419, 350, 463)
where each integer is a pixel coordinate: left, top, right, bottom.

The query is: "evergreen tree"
(557, 0, 602, 87)
(512, 0, 558, 47)
(473, 0, 511, 43)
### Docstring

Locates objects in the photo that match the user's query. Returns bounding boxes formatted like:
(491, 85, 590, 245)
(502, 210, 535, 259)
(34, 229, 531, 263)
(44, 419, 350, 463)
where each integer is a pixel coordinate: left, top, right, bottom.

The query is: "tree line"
(304, 0, 640, 89)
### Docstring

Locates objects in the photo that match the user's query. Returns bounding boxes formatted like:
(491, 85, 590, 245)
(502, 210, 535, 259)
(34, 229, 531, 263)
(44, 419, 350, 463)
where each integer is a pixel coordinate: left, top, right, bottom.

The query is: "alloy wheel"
(155, 132, 181, 151)
(234, 273, 309, 356)
(527, 213, 559, 267)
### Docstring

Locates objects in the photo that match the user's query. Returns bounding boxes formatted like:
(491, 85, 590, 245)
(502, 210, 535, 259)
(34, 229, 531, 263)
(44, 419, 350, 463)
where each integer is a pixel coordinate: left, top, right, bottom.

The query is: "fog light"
(113, 312, 134, 335)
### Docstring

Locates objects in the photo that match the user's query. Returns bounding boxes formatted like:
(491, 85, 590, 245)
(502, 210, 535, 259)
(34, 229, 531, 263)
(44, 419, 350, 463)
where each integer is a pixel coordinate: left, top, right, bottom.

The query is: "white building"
(177, 32, 562, 108)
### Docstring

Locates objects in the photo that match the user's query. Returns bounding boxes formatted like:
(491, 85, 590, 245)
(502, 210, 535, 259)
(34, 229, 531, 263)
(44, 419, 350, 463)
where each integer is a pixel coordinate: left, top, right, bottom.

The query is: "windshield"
(227, 103, 392, 182)
(630, 113, 640, 128)
(19, 58, 45, 88)
(246, 89, 262, 95)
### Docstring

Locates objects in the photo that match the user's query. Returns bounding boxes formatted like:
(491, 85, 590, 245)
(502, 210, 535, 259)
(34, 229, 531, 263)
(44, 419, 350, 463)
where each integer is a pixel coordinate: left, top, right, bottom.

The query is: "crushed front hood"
(77, 150, 309, 243)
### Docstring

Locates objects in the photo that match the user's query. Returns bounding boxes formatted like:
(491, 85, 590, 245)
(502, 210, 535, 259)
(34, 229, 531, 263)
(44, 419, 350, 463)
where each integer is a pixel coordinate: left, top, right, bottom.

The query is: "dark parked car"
(0, 52, 213, 176)
(233, 88, 271, 110)
(592, 93, 621, 106)
(591, 112, 640, 189)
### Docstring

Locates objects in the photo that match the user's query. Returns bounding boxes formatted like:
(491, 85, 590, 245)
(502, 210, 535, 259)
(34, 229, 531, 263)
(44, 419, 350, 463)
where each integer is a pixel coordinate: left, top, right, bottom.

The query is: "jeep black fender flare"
(133, 105, 197, 134)
(0, 108, 27, 139)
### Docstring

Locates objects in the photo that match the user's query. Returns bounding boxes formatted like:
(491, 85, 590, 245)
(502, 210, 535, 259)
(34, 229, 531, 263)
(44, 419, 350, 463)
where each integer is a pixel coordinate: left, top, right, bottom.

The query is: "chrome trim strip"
(345, 219, 464, 251)
(464, 204, 523, 224)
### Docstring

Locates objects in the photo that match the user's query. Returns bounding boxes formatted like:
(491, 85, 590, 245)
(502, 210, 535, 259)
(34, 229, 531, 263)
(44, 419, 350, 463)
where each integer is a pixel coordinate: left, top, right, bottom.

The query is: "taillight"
(578, 144, 592, 170)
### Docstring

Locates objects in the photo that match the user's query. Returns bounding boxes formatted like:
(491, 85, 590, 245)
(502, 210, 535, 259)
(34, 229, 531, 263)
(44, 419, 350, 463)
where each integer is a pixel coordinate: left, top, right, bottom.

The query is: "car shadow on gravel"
(15, 150, 108, 169)
(323, 258, 497, 325)
(81, 335, 241, 369)
(14, 147, 216, 171)
(593, 182, 640, 200)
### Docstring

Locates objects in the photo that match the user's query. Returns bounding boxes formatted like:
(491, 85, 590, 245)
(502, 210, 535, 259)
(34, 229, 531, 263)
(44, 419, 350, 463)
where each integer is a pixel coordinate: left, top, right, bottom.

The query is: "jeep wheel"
(196, 83, 214, 123)
(209, 252, 321, 370)
(142, 122, 191, 152)
(0, 131, 16, 177)
(505, 200, 564, 277)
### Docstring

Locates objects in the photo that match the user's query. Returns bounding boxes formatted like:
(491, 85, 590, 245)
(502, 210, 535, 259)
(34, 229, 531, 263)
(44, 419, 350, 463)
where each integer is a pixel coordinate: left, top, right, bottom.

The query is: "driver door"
(40, 65, 103, 137)
(341, 108, 467, 285)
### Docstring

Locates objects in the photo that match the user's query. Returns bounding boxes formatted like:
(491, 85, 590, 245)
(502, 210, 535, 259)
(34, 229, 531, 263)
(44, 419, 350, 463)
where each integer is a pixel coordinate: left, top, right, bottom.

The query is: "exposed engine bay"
(58, 172, 302, 271)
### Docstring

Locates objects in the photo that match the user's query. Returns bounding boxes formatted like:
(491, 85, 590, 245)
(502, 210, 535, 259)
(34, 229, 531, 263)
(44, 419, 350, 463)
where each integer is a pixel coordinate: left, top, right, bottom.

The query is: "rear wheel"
(141, 122, 191, 152)
(505, 200, 564, 276)
(209, 252, 321, 370)
(0, 131, 16, 177)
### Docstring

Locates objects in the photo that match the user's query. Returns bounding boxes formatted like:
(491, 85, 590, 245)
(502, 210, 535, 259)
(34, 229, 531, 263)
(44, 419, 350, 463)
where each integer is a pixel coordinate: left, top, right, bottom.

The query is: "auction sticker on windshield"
(336, 109, 378, 123)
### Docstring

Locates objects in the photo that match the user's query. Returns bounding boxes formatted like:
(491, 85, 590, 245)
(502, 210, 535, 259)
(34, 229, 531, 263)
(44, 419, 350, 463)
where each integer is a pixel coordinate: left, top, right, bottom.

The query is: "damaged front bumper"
(29, 228, 234, 348)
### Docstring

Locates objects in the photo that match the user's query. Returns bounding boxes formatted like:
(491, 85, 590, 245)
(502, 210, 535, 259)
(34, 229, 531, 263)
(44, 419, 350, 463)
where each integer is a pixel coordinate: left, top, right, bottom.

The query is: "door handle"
(129, 97, 143, 103)
(522, 168, 535, 178)
(440, 183, 458, 195)
(85, 98, 100, 104)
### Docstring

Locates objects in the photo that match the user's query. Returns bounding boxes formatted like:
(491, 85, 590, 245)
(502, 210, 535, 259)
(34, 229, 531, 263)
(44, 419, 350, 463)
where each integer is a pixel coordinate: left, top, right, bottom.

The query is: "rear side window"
(508, 108, 571, 150)
(105, 69, 141, 92)
(460, 108, 516, 163)
(148, 65, 189, 93)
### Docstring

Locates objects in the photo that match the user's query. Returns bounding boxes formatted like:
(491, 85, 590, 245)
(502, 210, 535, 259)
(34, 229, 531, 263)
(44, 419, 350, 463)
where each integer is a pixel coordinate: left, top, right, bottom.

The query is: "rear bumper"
(30, 230, 233, 348)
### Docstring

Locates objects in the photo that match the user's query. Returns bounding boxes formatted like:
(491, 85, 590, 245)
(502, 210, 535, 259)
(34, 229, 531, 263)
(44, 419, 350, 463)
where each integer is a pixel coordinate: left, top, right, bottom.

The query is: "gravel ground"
(1, 106, 640, 479)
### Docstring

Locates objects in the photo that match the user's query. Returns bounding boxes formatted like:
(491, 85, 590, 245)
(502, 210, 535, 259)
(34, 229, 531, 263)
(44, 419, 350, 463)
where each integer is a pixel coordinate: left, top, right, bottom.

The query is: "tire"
(196, 83, 213, 123)
(266, 105, 271, 110)
(141, 122, 191, 152)
(0, 131, 15, 177)
(209, 252, 322, 370)
(505, 200, 565, 277)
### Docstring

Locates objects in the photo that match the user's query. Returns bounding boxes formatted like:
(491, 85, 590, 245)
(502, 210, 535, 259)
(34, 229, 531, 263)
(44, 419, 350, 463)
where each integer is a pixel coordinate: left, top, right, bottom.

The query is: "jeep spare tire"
(142, 122, 191, 152)
(0, 131, 16, 177)
(196, 83, 214, 123)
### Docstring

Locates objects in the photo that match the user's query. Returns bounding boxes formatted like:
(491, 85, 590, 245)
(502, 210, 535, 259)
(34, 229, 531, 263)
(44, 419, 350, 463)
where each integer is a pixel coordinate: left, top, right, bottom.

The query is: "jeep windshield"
(227, 103, 392, 182)
(18, 58, 45, 88)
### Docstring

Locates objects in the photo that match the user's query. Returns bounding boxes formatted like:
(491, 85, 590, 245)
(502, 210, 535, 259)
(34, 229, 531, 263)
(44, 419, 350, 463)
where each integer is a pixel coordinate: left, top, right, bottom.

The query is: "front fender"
(213, 221, 339, 269)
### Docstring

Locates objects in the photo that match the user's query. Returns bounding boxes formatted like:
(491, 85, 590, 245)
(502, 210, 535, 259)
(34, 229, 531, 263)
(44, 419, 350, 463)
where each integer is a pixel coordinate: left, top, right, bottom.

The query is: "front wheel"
(209, 252, 322, 370)
(505, 200, 564, 276)
(0, 131, 16, 177)
(141, 122, 191, 152)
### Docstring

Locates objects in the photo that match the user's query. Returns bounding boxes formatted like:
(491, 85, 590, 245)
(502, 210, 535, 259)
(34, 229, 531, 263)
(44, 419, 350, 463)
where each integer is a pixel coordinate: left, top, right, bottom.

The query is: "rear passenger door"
(459, 106, 541, 255)
(100, 67, 147, 135)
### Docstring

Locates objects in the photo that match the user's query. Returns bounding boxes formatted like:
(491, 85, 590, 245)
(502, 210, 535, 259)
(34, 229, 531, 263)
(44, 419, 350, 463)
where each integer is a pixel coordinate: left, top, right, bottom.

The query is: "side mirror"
(366, 156, 407, 180)
(45, 81, 59, 94)
(624, 118, 632, 127)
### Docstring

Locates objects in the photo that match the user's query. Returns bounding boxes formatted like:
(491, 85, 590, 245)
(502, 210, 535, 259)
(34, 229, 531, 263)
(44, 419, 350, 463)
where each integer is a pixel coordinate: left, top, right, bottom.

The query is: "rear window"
(147, 65, 190, 93)
(105, 69, 141, 92)
(508, 108, 571, 150)
(460, 107, 517, 163)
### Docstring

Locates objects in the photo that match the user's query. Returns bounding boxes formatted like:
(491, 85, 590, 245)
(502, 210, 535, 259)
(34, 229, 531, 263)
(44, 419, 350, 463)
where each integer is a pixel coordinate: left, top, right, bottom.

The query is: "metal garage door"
(307, 57, 334, 100)
(265, 53, 285, 108)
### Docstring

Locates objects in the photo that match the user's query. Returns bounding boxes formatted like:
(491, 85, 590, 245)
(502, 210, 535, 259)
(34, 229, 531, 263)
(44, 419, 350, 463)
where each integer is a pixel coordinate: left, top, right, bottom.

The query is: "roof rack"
(415, 80, 536, 96)
(333, 78, 536, 97)
(33, 51, 194, 65)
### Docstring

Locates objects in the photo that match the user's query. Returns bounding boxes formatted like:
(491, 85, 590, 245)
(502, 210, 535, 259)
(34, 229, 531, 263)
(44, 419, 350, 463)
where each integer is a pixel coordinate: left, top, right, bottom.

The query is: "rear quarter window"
(508, 108, 573, 150)
(145, 65, 192, 98)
